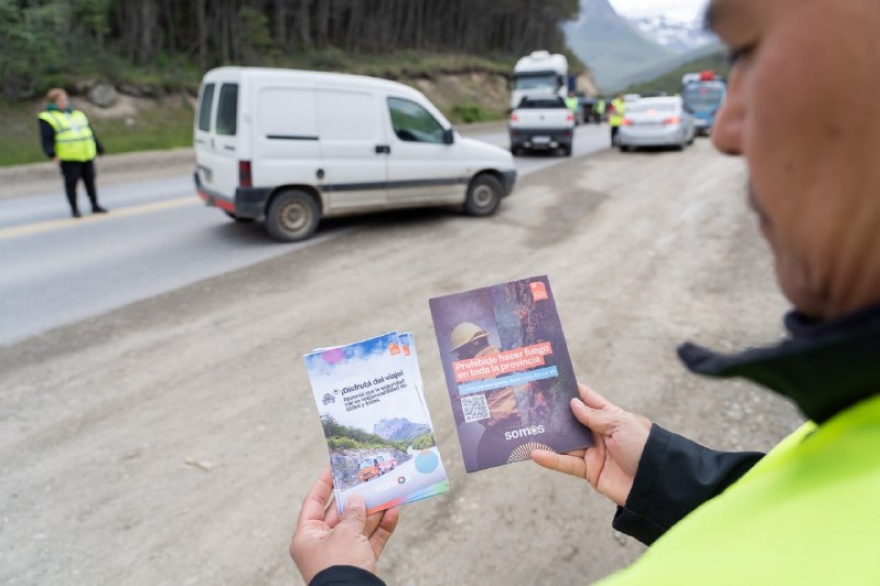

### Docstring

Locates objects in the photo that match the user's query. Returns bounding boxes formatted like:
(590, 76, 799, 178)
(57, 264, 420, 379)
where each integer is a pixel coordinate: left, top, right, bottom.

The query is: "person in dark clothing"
(38, 88, 107, 218)
(289, 0, 880, 583)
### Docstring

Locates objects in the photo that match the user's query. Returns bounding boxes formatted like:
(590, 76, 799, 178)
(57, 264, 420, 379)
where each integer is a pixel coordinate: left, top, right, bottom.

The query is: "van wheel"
(266, 190, 320, 242)
(464, 174, 502, 217)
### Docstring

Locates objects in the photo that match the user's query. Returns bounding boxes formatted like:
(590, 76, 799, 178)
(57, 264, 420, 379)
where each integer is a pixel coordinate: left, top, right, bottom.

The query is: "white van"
(193, 67, 517, 241)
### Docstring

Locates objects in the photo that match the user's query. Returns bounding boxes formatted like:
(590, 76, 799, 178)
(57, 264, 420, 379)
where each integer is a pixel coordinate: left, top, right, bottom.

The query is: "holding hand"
(531, 383, 651, 507)
(290, 466, 400, 584)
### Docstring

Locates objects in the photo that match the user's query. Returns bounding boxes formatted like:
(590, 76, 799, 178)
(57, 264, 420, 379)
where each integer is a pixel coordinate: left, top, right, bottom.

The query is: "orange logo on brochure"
(530, 281, 548, 301)
(389, 343, 401, 355)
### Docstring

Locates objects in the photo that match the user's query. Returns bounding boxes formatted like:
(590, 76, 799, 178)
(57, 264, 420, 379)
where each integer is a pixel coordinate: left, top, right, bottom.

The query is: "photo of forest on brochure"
(429, 276, 593, 472)
(303, 331, 449, 515)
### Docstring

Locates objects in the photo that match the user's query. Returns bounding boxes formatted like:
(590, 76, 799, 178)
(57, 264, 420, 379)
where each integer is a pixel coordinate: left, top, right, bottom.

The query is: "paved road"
(0, 124, 610, 346)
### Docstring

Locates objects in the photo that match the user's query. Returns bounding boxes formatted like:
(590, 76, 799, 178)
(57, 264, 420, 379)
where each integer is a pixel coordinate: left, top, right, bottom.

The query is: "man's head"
(46, 88, 69, 110)
(708, 0, 880, 319)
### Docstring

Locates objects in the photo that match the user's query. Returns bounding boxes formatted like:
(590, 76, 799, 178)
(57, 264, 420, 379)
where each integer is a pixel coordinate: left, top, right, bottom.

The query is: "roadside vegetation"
(1, 0, 583, 166)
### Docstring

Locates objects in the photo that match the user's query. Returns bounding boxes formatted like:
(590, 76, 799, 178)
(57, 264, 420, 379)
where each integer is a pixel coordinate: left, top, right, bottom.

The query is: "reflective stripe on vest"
(598, 393, 880, 585)
(38, 110, 97, 162)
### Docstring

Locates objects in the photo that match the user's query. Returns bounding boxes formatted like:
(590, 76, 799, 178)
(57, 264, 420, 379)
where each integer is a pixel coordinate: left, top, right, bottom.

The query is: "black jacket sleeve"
(310, 566, 386, 586)
(611, 424, 764, 546)
(92, 129, 104, 155)
(39, 118, 56, 158)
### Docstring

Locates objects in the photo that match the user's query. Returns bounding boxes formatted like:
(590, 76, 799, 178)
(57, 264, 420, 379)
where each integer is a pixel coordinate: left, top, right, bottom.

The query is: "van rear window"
(216, 83, 239, 136)
(197, 83, 215, 131)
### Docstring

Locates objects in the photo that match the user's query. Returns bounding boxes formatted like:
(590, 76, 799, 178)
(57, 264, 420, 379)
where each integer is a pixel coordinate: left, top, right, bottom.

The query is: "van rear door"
(195, 76, 241, 209)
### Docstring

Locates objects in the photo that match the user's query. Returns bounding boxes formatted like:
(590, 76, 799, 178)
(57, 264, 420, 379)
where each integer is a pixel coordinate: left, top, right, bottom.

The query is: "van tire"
(464, 174, 502, 217)
(266, 190, 320, 242)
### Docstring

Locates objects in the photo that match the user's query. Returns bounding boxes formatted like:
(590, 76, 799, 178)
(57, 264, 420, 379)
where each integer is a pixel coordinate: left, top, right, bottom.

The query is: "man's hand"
(531, 383, 651, 507)
(290, 466, 400, 584)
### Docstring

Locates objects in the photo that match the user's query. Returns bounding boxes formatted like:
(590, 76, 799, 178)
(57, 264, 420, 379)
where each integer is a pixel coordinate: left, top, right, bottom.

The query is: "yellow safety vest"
(599, 393, 880, 585)
(38, 109, 97, 162)
(608, 99, 626, 127)
(565, 97, 579, 113)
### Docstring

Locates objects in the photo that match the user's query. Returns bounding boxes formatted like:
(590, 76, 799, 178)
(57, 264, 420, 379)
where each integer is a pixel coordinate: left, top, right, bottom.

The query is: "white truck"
(510, 51, 569, 112)
(508, 94, 575, 156)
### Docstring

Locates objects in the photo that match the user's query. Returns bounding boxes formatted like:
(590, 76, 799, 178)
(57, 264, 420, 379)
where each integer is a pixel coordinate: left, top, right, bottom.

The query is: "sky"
(609, 0, 710, 23)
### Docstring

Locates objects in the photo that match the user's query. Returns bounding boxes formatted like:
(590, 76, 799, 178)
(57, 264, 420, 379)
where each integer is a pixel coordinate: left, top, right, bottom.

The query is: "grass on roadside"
(1, 98, 194, 167)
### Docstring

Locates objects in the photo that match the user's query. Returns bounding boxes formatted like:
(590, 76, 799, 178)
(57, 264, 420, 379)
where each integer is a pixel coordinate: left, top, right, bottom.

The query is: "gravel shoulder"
(0, 140, 804, 585)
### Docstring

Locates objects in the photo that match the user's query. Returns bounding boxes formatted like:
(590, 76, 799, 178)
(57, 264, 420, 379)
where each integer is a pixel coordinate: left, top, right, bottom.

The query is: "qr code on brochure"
(461, 394, 490, 423)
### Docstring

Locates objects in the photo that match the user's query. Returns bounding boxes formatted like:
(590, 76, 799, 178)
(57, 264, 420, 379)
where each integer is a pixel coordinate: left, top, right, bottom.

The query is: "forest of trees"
(0, 0, 579, 99)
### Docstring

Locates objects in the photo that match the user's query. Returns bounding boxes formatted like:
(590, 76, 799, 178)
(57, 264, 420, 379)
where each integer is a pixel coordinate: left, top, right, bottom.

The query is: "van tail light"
(566, 113, 575, 123)
(621, 118, 633, 126)
(238, 160, 252, 187)
(663, 116, 681, 125)
(510, 113, 519, 122)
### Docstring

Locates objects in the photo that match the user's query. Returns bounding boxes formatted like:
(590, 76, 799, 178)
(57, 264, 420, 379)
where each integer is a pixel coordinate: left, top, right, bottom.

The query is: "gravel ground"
(0, 139, 804, 585)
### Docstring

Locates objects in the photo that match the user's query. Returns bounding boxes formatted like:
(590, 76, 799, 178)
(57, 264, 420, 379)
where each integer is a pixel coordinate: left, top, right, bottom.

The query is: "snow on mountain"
(628, 15, 717, 52)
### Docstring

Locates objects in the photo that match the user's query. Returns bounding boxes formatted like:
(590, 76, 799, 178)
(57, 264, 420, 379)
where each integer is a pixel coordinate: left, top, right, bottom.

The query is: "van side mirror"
(443, 128, 455, 145)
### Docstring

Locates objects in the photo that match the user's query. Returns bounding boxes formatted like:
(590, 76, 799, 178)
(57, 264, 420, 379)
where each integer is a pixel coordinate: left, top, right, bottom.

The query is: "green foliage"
(0, 0, 583, 159)
(450, 104, 494, 124)
(321, 414, 395, 450)
(239, 6, 276, 64)
(95, 100, 195, 155)
(411, 433, 436, 450)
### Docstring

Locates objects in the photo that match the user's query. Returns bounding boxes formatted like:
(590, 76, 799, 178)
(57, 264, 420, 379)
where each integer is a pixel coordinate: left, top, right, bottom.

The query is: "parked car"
(508, 94, 576, 156)
(194, 67, 517, 242)
(617, 96, 696, 152)
(358, 454, 398, 482)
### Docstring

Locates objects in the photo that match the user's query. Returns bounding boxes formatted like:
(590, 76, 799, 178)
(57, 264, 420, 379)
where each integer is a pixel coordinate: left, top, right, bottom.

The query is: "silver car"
(618, 97, 696, 151)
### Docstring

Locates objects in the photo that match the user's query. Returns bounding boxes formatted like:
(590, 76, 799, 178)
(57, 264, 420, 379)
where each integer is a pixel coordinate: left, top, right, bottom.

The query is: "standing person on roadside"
(288, 0, 880, 583)
(565, 90, 581, 125)
(38, 88, 108, 218)
(608, 93, 626, 145)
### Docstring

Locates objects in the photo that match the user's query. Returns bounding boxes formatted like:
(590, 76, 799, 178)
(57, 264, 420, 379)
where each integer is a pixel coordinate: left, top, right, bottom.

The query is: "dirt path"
(0, 140, 803, 585)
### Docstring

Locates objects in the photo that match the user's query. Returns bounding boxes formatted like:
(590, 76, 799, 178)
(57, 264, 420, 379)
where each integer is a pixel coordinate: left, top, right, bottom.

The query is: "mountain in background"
(564, 0, 719, 93)
(563, 0, 677, 92)
(628, 15, 717, 52)
(373, 418, 431, 443)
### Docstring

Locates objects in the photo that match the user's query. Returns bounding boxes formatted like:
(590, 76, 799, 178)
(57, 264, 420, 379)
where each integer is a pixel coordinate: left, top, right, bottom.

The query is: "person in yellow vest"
(608, 94, 626, 145)
(38, 88, 107, 218)
(594, 97, 606, 124)
(288, 1, 880, 584)
(565, 91, 580, 125)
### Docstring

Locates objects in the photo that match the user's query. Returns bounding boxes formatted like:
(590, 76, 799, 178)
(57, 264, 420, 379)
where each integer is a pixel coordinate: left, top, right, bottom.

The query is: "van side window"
(197, 83, 215, 131)
(387, 97, 445, 144)
(216, 83, 239, 136)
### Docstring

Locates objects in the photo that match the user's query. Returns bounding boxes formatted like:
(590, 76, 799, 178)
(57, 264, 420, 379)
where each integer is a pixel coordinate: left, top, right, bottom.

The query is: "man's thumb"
(340, 495, 367, 530)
